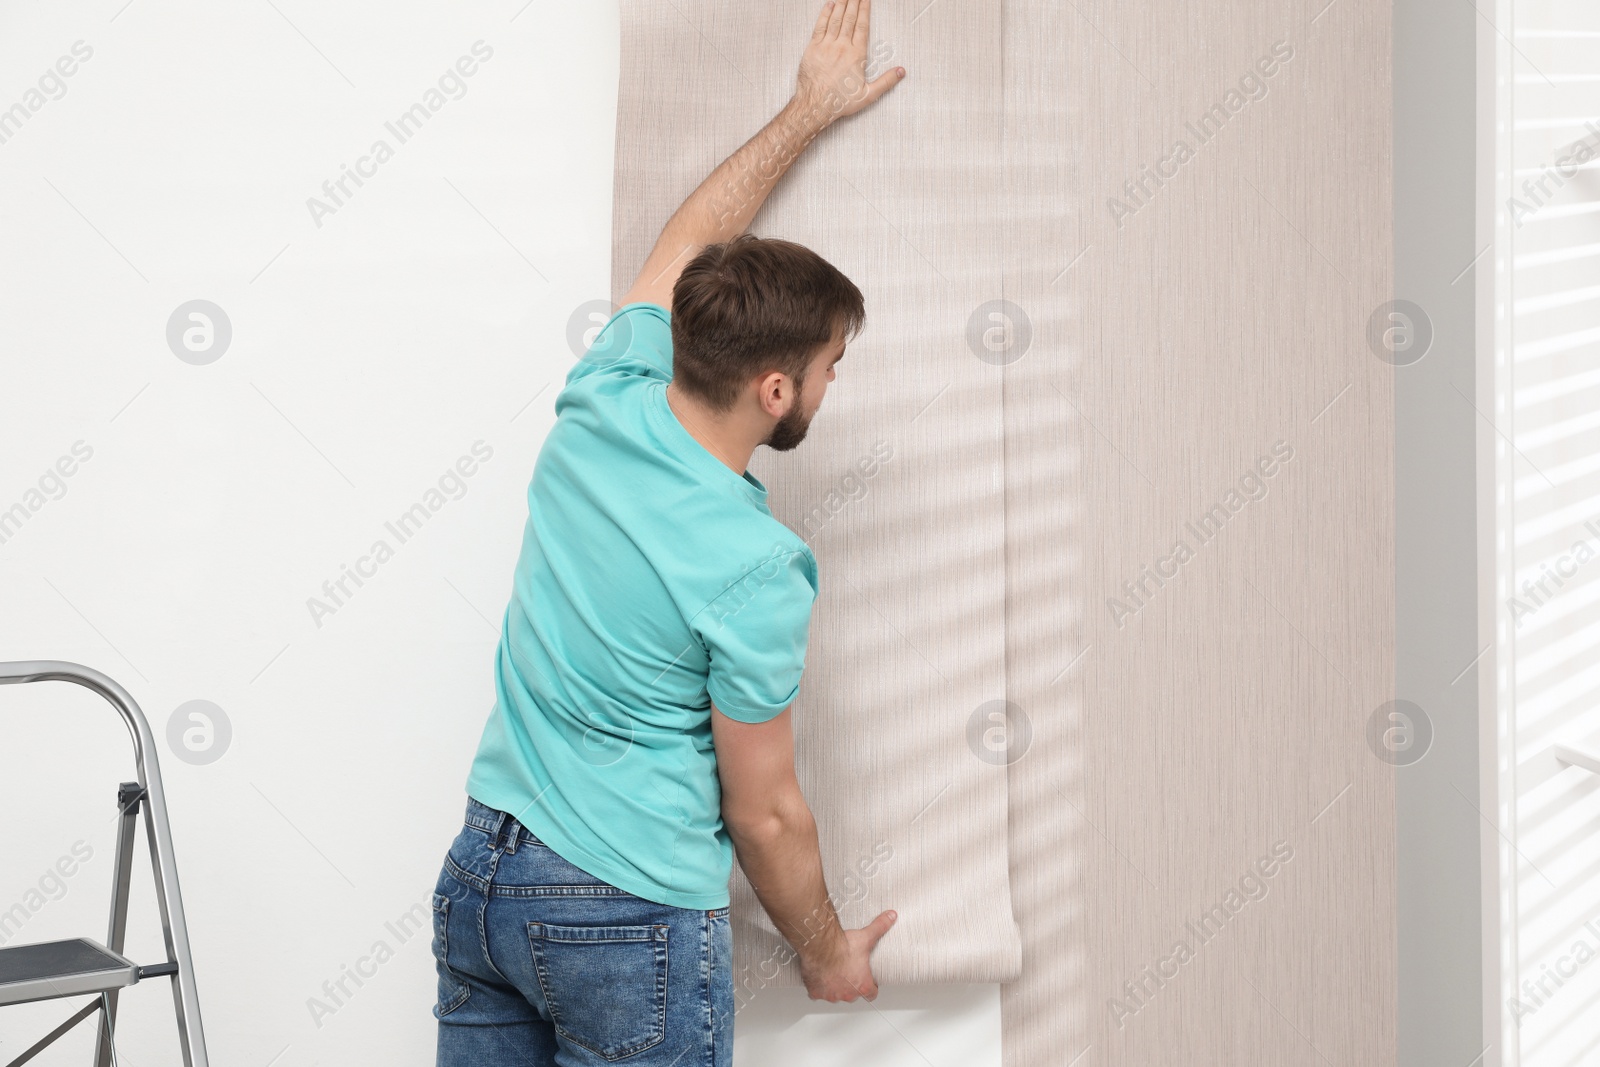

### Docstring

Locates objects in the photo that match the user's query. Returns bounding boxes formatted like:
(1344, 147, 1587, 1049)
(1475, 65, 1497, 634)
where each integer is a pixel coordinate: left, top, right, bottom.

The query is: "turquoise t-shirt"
(466, 302, 819, 910)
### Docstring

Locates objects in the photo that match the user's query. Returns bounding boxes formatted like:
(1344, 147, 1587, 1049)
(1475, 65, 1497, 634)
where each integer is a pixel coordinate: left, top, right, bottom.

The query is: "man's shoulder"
(695, 523, 818, 615)
(560, 302, 674, 397)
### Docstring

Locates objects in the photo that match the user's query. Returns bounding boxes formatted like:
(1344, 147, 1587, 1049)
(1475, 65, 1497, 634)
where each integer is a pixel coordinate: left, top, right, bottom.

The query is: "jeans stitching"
(527, 923, 670, 1061)
(432, 893, 471, 1017)
(475, 845, 516, 986)
(443, 853, 487, 894)
(446, 802, 723, 1061)
(487, 884, 637, 899)
(527, 923, 564, 1035)
(703, 907, 714, 1066)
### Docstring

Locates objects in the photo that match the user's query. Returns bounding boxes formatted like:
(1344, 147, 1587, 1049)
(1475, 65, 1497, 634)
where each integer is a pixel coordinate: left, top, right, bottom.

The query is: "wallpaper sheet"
(614, 0, 1396, 1060)
(997, 0, 1398, 1064)
(612, 1, 1024, 985)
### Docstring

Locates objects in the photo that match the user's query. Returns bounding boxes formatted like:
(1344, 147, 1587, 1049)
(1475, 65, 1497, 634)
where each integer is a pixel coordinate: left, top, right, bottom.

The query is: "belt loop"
(485, 809, 508, 852)
(505, 818, 521, 855)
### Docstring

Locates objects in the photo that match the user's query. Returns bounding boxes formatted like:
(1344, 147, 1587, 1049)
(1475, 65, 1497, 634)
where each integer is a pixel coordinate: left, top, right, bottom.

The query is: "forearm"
(619, 1, 902, 308)
(647, 99, 832, 280)
(728, 799, 847, 966)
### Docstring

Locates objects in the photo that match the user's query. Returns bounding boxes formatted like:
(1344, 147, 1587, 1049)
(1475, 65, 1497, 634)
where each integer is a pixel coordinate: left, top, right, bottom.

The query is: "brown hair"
(669, 234, 865, 410)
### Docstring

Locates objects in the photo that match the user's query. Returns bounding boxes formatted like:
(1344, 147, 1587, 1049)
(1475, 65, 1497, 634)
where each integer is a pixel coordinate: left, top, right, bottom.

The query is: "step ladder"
(0, 661, 209, 1067)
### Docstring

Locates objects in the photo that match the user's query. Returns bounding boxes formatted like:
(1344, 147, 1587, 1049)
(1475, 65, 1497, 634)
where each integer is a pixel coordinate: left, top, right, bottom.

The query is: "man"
(430, 3, 906, 1064)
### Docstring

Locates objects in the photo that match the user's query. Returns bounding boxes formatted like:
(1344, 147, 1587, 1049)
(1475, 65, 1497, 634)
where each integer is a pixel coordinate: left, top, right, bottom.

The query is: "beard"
(765, 400, 816, 452)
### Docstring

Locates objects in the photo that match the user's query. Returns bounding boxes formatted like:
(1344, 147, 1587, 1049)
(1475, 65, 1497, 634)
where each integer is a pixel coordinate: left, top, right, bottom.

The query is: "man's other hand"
(798, 908, 898, 1003)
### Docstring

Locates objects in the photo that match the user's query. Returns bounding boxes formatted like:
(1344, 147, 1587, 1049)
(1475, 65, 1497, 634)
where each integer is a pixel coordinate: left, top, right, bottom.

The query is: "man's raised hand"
(794, 0, 904, 125)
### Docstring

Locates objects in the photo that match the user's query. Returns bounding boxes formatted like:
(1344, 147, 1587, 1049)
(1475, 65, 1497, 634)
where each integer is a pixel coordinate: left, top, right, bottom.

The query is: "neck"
(665, 382, 763, 475)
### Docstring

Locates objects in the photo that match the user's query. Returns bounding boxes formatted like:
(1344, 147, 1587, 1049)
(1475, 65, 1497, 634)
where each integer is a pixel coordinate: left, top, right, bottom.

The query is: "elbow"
(725, 790, 814, 848)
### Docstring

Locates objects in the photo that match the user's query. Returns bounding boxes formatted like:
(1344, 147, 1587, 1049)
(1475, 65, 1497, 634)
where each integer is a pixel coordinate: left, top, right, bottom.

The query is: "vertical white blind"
(1510, 5, 1600, 1063)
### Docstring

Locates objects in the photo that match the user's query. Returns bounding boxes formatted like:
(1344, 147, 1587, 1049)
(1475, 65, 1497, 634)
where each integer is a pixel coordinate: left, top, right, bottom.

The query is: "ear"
(755, 370, 795, 419)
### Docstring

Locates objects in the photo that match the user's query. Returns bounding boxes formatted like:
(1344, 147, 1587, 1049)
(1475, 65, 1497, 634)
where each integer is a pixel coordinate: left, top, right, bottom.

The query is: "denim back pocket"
(528, 921, 669, 1060)
(431, 892, 472, 1018)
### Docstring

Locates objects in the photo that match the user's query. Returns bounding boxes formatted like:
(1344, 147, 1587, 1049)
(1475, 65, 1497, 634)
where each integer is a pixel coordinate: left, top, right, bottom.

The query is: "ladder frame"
(0, 660, 210, 1067)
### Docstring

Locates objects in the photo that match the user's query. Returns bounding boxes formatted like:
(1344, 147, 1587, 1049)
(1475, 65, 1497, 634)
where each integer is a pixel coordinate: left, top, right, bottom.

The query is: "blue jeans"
(432, 797, 734, 1066)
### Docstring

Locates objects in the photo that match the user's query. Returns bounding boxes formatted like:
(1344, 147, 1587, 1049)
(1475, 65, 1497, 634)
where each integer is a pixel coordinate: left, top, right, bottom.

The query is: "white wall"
(0, 1, 999, 1063)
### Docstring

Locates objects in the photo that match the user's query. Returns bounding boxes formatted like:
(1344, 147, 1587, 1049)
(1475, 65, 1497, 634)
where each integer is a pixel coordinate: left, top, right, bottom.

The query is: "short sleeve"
(562, 302, 673, 394)
(695, 548, 819, 723)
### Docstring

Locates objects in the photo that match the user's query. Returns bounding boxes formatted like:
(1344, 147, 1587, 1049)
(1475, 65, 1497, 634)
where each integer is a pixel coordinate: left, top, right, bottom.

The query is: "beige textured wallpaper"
(614, 0, 1395, 1060)
(613, 0, 1025, 987)
(998, 0, 1398, 1063)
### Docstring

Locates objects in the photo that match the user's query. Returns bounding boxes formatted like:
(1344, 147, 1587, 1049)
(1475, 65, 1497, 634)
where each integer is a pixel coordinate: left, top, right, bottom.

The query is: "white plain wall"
(0, 2, 998, 1063)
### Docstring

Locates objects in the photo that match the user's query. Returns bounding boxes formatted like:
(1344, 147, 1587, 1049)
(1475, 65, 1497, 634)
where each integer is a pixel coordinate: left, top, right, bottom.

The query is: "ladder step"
(0, 938, 139, 1008)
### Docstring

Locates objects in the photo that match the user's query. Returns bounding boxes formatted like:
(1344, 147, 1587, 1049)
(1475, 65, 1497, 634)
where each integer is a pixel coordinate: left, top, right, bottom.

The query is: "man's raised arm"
(617, 0, 904, 310)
